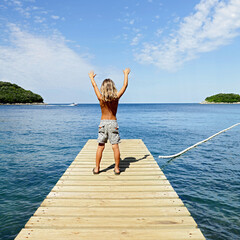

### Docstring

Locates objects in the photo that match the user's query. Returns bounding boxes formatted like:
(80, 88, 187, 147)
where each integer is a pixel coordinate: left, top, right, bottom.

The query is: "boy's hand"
(88, 71, 96, 79)
(118, 68, 130, 99)
(123, 68, 131, 75)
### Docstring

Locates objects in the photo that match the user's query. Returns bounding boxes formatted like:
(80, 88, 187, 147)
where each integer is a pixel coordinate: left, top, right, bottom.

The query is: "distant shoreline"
(200, 101, 240, 104)
(0, 102, 47, 105)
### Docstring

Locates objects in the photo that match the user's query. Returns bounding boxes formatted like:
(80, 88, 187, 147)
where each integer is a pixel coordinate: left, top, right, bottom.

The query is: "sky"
(0, 0, 240, 103)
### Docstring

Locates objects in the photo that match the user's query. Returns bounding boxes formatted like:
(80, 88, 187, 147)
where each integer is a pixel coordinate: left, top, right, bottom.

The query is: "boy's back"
(100, 99, 118, 120)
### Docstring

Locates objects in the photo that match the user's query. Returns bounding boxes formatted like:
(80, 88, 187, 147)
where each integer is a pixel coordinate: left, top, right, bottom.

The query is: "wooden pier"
(15, 139, 205, 239)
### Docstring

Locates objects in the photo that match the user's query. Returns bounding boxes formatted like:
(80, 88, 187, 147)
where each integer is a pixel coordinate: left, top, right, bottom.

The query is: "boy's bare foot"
(93, 167, 100, 174)
(114, 167, 120, 175)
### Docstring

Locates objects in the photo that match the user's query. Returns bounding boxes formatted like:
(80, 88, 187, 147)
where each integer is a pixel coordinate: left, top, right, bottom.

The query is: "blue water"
(0, 103, 239, 239)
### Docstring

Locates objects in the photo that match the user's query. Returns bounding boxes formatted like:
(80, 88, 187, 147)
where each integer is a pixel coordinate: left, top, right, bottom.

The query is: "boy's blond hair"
(100, 79, 118, 102)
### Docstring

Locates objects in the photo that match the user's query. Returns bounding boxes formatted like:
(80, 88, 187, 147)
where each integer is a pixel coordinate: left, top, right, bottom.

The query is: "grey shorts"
(97, 120, 120, 145)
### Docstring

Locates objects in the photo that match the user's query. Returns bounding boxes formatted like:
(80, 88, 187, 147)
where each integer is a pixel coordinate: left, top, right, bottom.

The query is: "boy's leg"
(94, 143, 105, 173)
(112, 143, 120, 173)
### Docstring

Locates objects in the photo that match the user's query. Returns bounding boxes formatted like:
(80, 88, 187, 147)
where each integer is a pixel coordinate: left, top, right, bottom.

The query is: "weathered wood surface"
(15, 139, 205, 240)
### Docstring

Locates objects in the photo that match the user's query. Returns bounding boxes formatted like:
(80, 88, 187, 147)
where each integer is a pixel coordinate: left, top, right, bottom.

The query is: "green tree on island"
(0, 81, 44, 104)
(205, 93, 240, 103)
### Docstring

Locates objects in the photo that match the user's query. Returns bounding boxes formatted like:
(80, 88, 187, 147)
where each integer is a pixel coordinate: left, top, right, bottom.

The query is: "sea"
(0, 103, 239, 240)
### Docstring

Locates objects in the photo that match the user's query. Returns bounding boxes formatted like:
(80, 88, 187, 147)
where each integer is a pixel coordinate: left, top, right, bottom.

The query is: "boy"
(89, 68, 130, 174)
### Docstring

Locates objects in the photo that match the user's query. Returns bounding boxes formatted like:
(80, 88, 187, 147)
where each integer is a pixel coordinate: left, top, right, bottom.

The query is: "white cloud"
(51, 15, 60, 20)
(155, 28, 163, 36)
(136, 0, 240, 71)
(34, 16, 45, 23)
(173, 16, 180, 23)
(0, 24, 94, 102)
(129, 19, 135, 25)
(12, 0, 22, 6)
(2, 0, 61, 24)
(131, 33, 142, 46)
(133, 28, 141, 33)
(41, 10, 48, 15)
(0, 4, 7, 9)
(31, 6, 39, 10)
(123, 33, 128, 40)
(4, 0, 32, 18)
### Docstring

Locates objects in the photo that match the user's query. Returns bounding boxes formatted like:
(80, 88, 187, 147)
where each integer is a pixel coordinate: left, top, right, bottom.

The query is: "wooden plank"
(74, 158, 156, 163)
(60, 175, 167, 180)
(52, 185, 174, 192)
(70, 163, 159, 167)
(25, 216, 197, 228)
(80, 148, 151, 151)
(40, 198, 185, 207)
(72, 161, 157, 165)
(68, 165, 161, 170)
(15, 139, 205, 240)
(67, 167, 160, 171)
(16, 228, 204, 240)
(34, 206, 190, 217)
(65, 171, 164, 176)
(55, 179, 171, 186)
(63, 171, 164, 176)
(77, 154, 152, 157)
(73, 160, 156, 163)
(46, 191, 179, 199)
(51, 185, 174, 192)
(74, 154, 155, 158)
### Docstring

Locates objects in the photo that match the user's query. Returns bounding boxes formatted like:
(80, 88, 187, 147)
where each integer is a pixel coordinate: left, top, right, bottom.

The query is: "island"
(0, 81, 44, 105)
(201, 93, 240, 104)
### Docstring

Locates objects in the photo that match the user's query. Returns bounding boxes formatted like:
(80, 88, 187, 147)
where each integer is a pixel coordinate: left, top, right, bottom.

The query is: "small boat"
(69, 103, 78, 106)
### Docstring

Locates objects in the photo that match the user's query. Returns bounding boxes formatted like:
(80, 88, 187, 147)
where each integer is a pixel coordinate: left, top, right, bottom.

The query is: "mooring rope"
(159, 123, 240, 159)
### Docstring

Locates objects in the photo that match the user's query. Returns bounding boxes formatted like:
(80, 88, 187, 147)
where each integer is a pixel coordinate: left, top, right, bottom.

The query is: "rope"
(159, 123, 240, 159)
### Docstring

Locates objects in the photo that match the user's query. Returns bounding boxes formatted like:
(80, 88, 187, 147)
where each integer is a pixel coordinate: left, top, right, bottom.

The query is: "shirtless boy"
(89, 68, 130, 174)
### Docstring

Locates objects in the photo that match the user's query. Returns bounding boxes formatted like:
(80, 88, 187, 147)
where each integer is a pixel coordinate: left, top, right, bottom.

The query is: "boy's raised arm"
(89, 71, 102, 101)
(117, 68, 130, 99)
